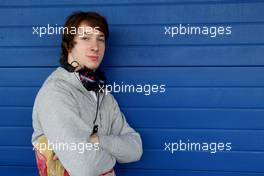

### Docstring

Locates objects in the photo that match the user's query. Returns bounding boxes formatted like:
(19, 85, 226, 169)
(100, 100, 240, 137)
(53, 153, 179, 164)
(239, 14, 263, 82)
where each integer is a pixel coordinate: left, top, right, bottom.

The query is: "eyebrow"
(97, 34, 105, 37)
(82, 31, 105, 37)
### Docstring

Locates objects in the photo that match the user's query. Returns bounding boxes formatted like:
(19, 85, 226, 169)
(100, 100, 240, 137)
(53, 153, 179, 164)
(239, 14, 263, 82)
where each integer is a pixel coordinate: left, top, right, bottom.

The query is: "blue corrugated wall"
(0, 0, 264, 175)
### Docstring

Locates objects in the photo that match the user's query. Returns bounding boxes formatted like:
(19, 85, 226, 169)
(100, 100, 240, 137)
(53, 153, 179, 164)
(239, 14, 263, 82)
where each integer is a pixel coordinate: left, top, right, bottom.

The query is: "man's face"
(68, 22, 106, 70)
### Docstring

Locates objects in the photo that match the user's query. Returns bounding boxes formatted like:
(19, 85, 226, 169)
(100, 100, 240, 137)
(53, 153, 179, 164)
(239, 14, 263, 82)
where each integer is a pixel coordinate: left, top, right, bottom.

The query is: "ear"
(66, 40, 76, 53)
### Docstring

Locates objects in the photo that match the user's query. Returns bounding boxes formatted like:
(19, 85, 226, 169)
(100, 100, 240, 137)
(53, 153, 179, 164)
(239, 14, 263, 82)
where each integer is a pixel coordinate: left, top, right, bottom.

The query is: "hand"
(53, 155, 59, 160)
(90, 134, 99, 144)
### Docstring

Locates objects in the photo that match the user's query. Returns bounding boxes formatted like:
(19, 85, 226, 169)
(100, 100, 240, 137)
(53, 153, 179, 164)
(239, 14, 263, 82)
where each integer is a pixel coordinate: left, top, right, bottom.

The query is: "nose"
(90, 38, 99, 52)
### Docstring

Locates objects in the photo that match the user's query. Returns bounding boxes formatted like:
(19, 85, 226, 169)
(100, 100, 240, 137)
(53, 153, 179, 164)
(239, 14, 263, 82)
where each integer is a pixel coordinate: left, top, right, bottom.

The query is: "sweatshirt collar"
(54, 67, 105, 105)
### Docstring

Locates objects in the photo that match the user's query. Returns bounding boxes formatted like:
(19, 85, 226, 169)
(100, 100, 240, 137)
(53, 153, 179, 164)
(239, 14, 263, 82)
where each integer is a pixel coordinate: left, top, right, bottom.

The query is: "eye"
(81, 36, 90, 40)
(98, 37, 105, 42)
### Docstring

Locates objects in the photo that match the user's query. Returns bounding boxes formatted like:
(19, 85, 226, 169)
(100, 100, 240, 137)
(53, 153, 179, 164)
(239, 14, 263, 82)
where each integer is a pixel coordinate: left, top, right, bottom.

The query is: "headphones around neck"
(62, 60, 106, 92)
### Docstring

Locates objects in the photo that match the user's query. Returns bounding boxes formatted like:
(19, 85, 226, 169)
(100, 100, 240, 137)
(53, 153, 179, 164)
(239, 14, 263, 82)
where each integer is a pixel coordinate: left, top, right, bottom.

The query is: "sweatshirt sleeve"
(98, 95, 143, 163)
(35, 82, 116, 176)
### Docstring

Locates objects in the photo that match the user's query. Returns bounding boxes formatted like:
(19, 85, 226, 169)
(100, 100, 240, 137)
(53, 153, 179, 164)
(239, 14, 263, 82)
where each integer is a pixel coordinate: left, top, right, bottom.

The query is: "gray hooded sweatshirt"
(32, 67, 143, 176)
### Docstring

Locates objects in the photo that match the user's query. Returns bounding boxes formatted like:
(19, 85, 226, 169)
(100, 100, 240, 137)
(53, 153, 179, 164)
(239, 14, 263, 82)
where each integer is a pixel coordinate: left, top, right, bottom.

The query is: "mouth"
(87, 55, 99, 61)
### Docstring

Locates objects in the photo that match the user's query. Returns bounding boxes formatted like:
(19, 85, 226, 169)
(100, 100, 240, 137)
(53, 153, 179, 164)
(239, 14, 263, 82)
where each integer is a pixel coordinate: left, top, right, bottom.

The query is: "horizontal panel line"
(103, 65, 264, 68)
(0, 106, 33, 108)
(110, 43, 264, 47)
(0, 165, 262, 174)
(1, 126, 264, 132)
(1, 45, 264, 49)
(0, 106, 32, 109)
(0, 165, 36, 168)
(117, 168, 264, 174)
(0, 66, 58, 68)
(144, 149, 264, 154)
(0, 0, 263, 8)
(0, 145, 34, 148)
(1, 43, 264, 48)
(125, 107, 264, 110)
(124, 106, 264, 110)
(2, 86, 264, 88)
(121, 106, 264, 109)
(162, 86, 264, 88)
(0, 45, 58, 49)
(1, 21, 264, 27)
(0, 164, 36, 167)
(2, 66, 264, 69)
(123, 107, 264, 110)
(0, 86, 40, 88)
(0, 126, 32, 128)
(0, 165, 263, 175)
(137, 128, 264, 132)
(0, 146, 33, 149)
(1, 126, 264, 131)
(2, 105, 264, 109)
(116, 21, 264, 25)
(3, 106, 264, 111)
(0, 146, 263, 154)
(0, 126, 33, 129)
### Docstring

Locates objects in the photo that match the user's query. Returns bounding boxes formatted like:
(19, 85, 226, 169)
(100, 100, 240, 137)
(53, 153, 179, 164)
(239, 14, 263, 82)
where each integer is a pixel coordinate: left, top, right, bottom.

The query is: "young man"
(32, 11, 143, 176)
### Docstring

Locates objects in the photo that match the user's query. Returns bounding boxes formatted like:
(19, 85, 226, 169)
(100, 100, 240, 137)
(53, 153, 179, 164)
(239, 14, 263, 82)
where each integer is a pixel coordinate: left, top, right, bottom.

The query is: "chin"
(86, 64, 99, 70)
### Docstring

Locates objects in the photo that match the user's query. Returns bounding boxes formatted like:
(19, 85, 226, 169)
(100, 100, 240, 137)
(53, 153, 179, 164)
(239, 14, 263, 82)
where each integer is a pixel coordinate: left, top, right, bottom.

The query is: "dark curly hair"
(59, 11, 109, 71)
